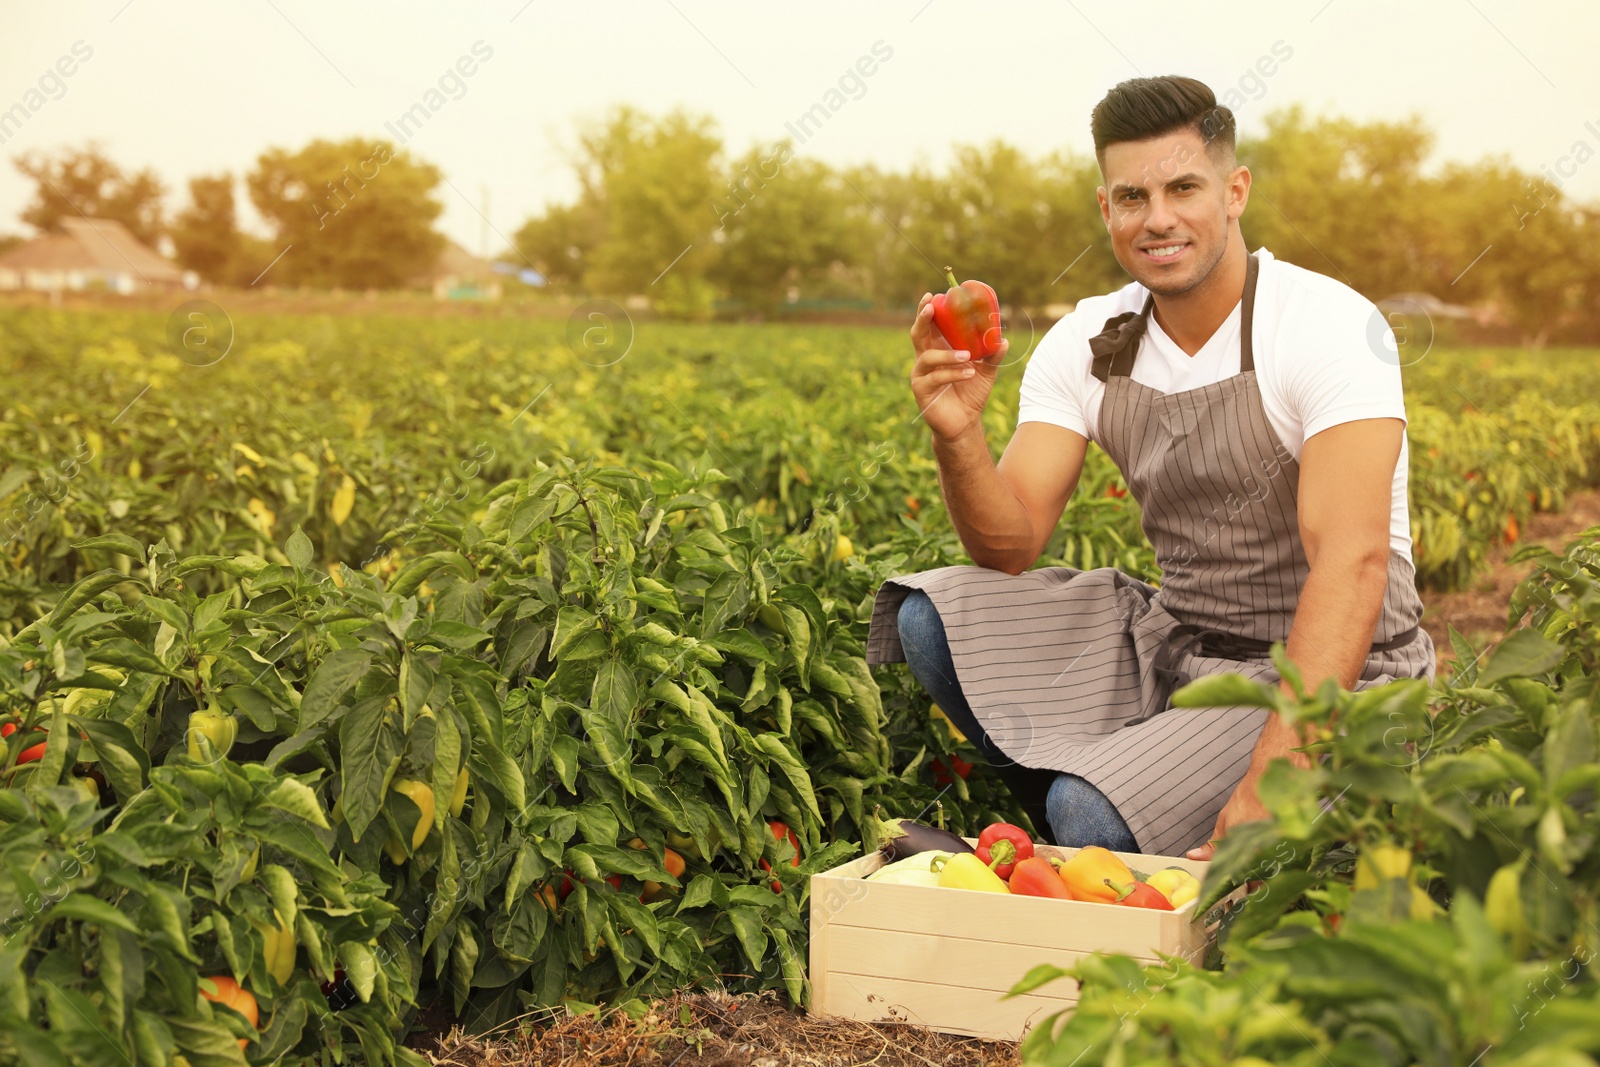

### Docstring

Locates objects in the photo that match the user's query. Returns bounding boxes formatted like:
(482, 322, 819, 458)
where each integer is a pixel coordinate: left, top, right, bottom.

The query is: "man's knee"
(1046, 773, 1138, 852)
(896, 589, 942, 657)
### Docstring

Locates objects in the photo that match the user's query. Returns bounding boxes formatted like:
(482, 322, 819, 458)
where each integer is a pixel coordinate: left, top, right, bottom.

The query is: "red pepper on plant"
(758, 820, 801, 893)
(975, 822, 1033, 881)
(931, 755, 973, 786)
(930, 267, 1003, 359)
(1, 722, 46, 764)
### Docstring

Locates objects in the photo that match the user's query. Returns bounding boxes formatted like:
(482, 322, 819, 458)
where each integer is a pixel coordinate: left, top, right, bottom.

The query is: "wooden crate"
(807, 841, 1250, 1042)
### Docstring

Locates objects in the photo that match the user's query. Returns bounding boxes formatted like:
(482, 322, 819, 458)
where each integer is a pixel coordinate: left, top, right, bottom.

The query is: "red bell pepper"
(1110, 879, 1175, 910)
(975, 822, 1033, 881)
(931, 755, 973, 786)
(931, 267, 1003, 359)
(1008, 857, 1074, 899)
(759, 820, 801, 893)
(1, 722, 46, 764)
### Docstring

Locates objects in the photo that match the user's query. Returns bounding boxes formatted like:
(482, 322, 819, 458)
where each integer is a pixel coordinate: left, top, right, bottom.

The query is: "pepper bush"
(1015, 527, 1600, 1067)
(0, 456, 1022, 1065)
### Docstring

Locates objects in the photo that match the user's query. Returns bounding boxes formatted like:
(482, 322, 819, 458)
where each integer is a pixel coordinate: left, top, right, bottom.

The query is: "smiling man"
(864, 75, 1435, 861)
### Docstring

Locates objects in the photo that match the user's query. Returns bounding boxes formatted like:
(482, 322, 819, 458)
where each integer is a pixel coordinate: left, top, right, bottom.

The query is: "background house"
(0, 217, 187, 294)
(413, 239, 503, 301)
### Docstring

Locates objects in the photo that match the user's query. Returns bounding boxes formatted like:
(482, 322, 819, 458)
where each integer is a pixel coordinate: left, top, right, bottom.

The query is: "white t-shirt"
(1017, 246, 1413, 560)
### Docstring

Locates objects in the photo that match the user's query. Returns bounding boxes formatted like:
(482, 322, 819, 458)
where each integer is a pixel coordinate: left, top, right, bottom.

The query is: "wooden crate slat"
(819, 924, 1094, 996)
(819, 970, 1075, 1043)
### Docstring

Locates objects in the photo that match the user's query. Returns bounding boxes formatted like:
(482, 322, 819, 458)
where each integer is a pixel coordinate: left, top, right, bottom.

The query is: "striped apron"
(865, 250, 1436, 857)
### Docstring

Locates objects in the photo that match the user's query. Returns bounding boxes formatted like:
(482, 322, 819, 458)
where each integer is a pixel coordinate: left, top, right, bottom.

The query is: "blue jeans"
(897, 589, 1140, 852)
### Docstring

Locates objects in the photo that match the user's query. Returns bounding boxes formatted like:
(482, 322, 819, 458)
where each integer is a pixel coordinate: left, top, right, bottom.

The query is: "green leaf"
(1005, 963, 1075, 998)
(45, 894, 140, 933)
(340, 696, 401, 842)
(584, 656, 638, 784)
(338, 941, 378, 1003)
(284, 527, 314, 571)
(727, 905, 768, 972)
(73, 533, 146, 559)
(699, 572, 751, 639)
(73, 717, 149, 800)
(754, 733, 821, 823)
(1480, 629, 1566, 686)
(260, 777, 331, 829)
(87, 639, 177, 677)
(43, 570, 134, 631)
(26, 704, 70, 801)
(299, 649, 372, 730)
(431, 710, 461, 833)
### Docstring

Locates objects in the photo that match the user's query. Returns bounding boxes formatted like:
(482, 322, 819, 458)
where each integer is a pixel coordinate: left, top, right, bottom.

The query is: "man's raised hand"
(910, 291, 1008, 442)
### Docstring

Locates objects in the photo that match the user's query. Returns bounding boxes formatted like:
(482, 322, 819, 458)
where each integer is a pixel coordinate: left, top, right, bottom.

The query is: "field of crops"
(3, 303, 1600, 1065)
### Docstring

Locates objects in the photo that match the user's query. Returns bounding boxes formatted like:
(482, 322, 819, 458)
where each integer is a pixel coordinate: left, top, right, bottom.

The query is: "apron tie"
(1164, 622, 1421, 663)
(1088, 297, 1154, 383)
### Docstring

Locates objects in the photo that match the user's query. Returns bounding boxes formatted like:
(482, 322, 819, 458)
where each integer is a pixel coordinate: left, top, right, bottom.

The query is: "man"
(864, 75, 1435, 862)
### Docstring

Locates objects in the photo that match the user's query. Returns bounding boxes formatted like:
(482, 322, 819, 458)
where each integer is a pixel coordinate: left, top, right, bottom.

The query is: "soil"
(411, 990, 1021, 1067)
(1418, 488, 1600, 679)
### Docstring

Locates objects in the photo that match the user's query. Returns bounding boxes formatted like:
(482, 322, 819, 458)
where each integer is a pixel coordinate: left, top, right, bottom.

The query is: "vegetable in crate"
(934, 852, 1010, 893)
(975, 822, 1033, 880)
(876, 815, 977, 863)
(866, 851, 952, 887)
(1146, 866, 1200, 907)
(1008, 857, 1074, 899)
(1057, 846, 1134, 902)
(1111, 880, 1175, 910)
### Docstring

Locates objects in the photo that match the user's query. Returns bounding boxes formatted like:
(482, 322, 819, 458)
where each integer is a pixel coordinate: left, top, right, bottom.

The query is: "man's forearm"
(1250, 548, 1391, 770)
(931, 426, 1036, 573)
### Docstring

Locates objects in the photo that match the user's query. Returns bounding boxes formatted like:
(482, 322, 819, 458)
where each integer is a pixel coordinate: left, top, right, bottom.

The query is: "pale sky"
(1, 0, 1596, 256)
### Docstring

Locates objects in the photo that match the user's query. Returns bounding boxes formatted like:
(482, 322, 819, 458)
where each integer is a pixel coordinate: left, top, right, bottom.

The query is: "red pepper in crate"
(1008, 857, 1074, 899)
(975, 822, 1033, 880)
(1110, 879, 1175, 910)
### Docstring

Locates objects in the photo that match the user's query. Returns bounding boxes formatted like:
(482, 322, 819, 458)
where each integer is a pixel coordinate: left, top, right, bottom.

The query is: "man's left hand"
(1186, 770, 1273, 861)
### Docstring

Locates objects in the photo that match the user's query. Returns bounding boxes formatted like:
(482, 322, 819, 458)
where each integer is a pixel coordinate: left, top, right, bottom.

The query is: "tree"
(246, 137, 445, 289)
(1240, 105, 1437, 302)
(510, 200, 602, 289)
(170, 173, 273, 286)
(514, 106, 723, 315)
(709, 141, 866, 312)
(13, 142, 165, 243)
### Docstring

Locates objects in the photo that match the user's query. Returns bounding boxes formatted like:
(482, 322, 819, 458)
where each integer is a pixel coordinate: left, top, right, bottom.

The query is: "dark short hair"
(1090, 76, 1236, 176)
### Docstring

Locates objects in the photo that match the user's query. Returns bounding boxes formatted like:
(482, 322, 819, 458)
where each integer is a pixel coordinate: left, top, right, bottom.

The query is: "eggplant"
(877, 817, 976, 863)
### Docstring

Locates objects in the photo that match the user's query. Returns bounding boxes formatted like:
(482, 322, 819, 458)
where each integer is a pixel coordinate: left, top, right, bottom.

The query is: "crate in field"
(807, 840, 1251, 1042)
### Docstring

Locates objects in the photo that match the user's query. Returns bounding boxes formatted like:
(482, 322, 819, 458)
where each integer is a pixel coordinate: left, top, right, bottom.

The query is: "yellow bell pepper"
(1354, 843, 1412, 890)
(1057, 846, 1134, 902)
(252, 913, 296, 987)
(1146, 866, 1201, 908)
(934, 852, 1010, 893)
(383, 778, 435, 864)
(186, 704, 238, 761)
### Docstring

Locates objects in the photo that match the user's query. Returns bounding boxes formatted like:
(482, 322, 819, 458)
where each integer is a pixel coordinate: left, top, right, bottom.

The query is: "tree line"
(8, 103, 1597, 343)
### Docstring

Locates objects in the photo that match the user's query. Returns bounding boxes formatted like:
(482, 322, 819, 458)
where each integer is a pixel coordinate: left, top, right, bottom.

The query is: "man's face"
(1098, 129, 1246, 296)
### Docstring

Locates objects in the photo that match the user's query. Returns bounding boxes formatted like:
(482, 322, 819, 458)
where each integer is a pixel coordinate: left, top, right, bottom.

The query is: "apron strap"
(1240, 249, 1259, 374)
(1165, 622, 1420, 662)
